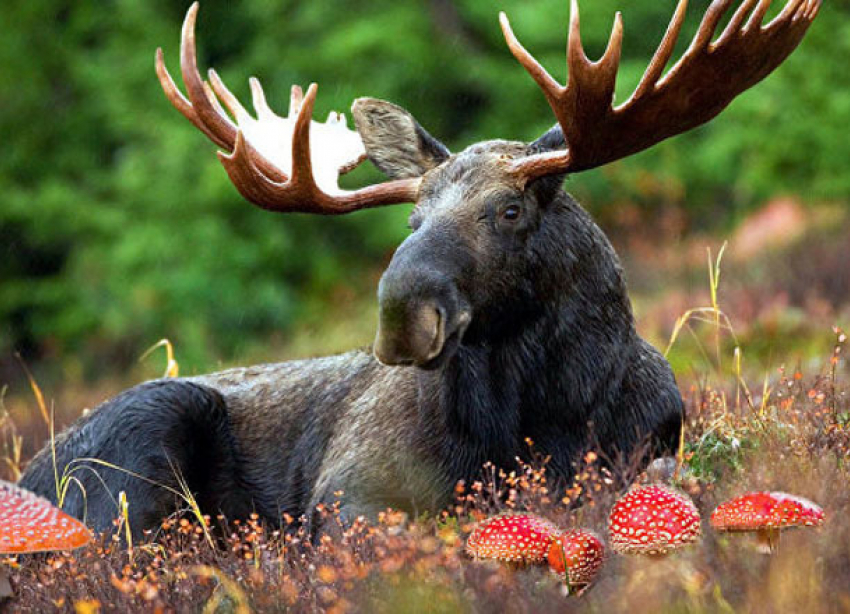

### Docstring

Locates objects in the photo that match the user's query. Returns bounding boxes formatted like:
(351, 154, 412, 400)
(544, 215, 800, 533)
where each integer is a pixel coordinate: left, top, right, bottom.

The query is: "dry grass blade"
(118, 491, 134, 565)
(16, 356, 50, 426)
(0, 387, 23, 481)
(664, 242, 755, 411)
(139, 338, 180, 378)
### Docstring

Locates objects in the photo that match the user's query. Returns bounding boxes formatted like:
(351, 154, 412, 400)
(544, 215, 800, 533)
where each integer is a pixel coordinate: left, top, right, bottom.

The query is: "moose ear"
(527, 124, 565, 155)
(352, 98, 450, 180)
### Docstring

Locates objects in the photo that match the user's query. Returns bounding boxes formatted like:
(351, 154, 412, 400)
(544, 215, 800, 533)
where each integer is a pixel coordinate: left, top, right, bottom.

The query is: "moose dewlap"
(18, 0, 820, 537)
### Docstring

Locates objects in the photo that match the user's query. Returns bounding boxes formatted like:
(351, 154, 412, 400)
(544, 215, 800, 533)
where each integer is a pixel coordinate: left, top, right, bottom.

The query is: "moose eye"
(501, 204, 521, 221)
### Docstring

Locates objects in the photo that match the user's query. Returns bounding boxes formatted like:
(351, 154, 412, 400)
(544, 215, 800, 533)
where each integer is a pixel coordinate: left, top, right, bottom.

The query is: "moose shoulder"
(19, 0, 820, 535)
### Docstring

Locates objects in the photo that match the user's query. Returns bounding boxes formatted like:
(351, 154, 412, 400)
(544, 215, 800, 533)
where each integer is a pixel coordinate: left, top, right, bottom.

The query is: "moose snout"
(374, 264, 471, 368)
(374, 299, 447, 367)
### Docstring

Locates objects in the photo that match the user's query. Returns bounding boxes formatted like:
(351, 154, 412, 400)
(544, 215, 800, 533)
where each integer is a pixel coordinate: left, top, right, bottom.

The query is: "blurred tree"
(0, 0, 846, 374)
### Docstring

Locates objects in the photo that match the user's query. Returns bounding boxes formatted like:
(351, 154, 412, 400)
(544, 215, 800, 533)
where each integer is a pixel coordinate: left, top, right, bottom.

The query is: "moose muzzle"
(374, 229, 472, 369)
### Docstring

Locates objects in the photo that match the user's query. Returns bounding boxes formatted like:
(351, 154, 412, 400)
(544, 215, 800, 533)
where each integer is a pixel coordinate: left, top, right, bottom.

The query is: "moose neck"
(416, 192, 637, 480)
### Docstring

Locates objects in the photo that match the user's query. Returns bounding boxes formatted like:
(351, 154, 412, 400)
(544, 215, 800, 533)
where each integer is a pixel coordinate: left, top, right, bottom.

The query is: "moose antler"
(155, 3, 421, 214)
(501, 0, 822, 182)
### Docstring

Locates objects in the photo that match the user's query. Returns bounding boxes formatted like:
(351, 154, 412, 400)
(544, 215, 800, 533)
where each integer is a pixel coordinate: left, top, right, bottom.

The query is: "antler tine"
(202, 81, 229, 120)
(289, 85, 305, 117)
(249, 78, 275, 121)
(207, 69, 250, 122)
(690, 0, 736, 53)
(595, 12, 624, 99)
(807, 0, 823, 22)
(289, 83, 318, 189)
(772, 0, 807, 28)
(178, 3, 238, 149)
(744, 0, 775, 32)
(155, 48, 227, 148)
(499, 13, 563, 99)
(505, 0, 821, 179)
(715, 0, 759, 46)
(630, 0, 688, 102)
(800, 0, 816, 21)
(566, 0, 624, 83)
(566, 0, 590, 78)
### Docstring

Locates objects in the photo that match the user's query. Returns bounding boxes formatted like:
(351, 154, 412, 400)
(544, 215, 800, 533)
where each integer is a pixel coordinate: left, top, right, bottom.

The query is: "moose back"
(20, 0, 820, 535)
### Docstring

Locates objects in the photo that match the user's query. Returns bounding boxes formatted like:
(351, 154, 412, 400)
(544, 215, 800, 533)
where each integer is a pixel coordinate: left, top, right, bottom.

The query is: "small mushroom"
(0, 480, 92, 597)
(547, 528, 605, 595)
(466, 512, 556, 564)
(608, 484, 701, 556)
(710, 491, 824, 553)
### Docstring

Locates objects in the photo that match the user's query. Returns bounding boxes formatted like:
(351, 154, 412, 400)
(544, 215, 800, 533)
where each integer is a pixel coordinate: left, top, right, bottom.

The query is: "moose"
(20, 0, 819, 536)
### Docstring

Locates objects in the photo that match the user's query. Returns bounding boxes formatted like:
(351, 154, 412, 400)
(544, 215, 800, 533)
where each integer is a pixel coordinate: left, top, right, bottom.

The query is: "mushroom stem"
(755, 528, 780, 554)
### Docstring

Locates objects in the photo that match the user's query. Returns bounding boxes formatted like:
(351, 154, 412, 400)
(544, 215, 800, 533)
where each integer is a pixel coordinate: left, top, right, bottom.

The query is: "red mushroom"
(466, 512, 556, 564)
(0, 481, 91, 554)
(0, 480, 91, 597)
(710, 491, 824, 553)
(547, 528, 605, 595)
(608, 485, 701, 556)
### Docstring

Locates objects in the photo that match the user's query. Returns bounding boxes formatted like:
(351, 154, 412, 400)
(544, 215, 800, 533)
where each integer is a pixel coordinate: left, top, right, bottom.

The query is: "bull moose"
(20, 0, 820, 536)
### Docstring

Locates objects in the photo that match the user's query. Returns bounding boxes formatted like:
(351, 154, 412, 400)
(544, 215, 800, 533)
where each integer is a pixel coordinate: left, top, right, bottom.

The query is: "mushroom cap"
(466, 512, 557, 564)
(0, 480, 91, 554)
(608, 484, 701, 555)
(547, 528, 605, 587)
(710, 491, 824, 532)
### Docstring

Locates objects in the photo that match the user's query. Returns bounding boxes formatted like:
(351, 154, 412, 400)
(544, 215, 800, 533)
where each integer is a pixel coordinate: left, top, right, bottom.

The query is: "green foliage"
(685, 430, 753, 483)
(1, 0, 846, 372)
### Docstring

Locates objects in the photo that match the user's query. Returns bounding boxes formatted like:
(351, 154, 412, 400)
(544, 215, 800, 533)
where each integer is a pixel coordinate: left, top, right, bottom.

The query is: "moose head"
(156, 0, 820, 369)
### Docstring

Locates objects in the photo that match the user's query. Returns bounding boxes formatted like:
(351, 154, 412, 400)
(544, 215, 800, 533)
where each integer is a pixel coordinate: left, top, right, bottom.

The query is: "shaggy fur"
(20, 107, 683, 536)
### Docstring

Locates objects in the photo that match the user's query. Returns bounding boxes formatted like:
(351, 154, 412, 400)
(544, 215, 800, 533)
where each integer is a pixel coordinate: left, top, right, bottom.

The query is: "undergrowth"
(0, 351, 846, 613)
(0, 253, 847, 613)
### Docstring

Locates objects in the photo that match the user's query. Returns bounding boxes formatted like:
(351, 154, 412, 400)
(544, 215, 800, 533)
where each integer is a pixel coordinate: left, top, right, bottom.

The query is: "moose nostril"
(433, 306, 444, 336)
(422, 305, 447, 362)
(373, 300, 448, 366)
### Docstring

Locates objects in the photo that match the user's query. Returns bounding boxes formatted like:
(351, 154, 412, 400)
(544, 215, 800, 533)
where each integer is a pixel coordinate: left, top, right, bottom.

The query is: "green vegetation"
(2, 0, 848, 375)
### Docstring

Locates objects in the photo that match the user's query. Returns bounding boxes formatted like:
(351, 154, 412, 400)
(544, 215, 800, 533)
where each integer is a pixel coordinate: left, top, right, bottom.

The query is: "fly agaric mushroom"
(547, 529, 605, 595)
(0, 480, 91, 597)
(466, 512, 556, 564)
(0, 480, 91, 553)
(608, 485, 701, 556)
(710, 491, 824, 553)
